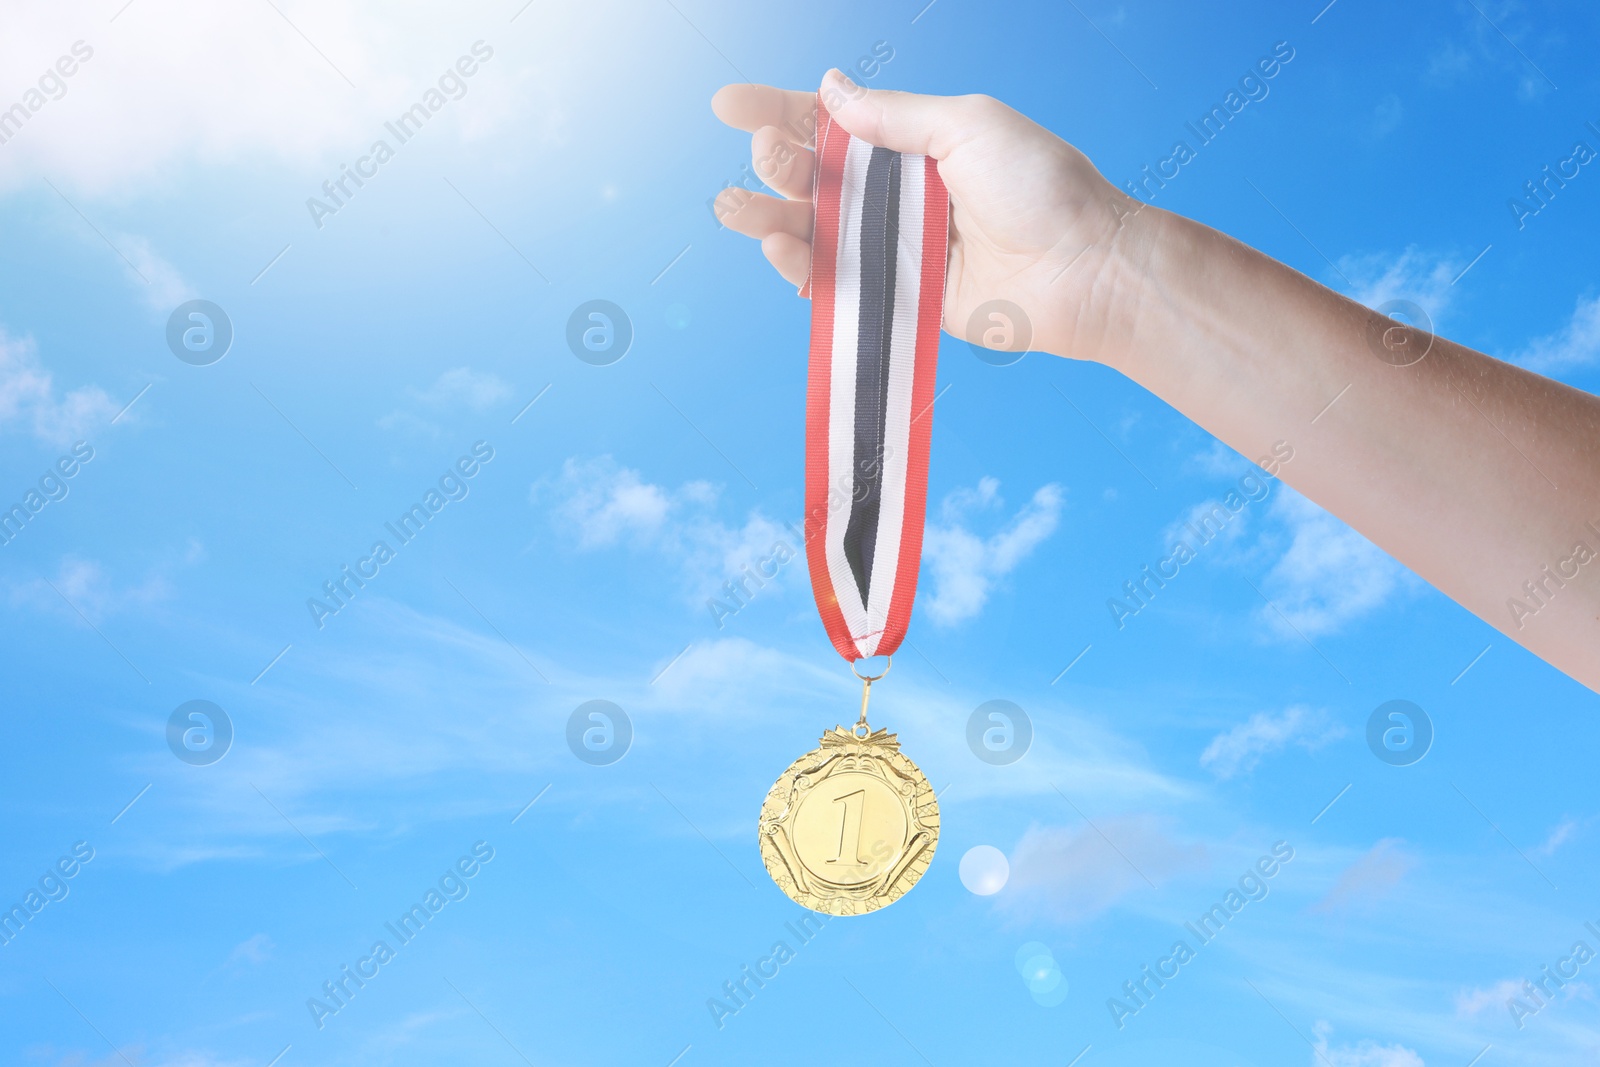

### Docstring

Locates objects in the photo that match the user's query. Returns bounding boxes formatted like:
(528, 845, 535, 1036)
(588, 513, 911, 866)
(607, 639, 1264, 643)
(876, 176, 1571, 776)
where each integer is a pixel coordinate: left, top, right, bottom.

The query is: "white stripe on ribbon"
(824, 136, 875, 641)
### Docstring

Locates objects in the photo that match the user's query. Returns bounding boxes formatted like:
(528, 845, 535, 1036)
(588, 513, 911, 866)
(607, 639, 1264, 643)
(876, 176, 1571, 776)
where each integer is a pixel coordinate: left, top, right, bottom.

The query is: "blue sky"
(2, 0, 1599, 1065)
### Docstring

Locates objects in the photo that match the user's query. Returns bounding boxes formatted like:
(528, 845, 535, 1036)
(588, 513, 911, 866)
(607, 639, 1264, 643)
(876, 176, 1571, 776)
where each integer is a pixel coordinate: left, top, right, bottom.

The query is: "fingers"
(711, 83, 817, 143)
(751, 125, 814, 200)
(818, 68, 982, 159)
(711, 180, 812, 288)
(714, 188, 812, 242)
(761, 233, 811, 289)
(714, 75, 973, 294)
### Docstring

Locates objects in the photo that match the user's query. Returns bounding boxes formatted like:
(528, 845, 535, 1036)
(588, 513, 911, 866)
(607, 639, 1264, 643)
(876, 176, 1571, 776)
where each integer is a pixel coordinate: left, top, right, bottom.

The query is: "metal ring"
(850, 656, 892, 684)
(852, 722, 871, 738)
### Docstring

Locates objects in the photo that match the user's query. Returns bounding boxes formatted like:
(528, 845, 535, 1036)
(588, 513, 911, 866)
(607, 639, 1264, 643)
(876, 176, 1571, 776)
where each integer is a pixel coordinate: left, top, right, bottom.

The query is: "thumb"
(819, 69, 978, 160)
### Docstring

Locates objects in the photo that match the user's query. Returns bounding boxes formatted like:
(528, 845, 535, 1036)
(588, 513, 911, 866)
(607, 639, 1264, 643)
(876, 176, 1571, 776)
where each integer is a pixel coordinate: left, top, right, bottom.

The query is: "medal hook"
(850, 657, 890, 737)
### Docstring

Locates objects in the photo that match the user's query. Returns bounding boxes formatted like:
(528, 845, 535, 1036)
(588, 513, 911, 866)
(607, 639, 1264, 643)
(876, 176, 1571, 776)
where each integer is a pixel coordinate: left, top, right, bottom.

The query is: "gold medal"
(768, 100, 952, 913)
(758, 662, 939, 915)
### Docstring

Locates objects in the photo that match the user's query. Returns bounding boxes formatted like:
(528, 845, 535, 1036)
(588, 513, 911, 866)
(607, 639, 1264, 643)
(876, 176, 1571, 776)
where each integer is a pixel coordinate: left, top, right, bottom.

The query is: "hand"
(711, 69, 1154, 366)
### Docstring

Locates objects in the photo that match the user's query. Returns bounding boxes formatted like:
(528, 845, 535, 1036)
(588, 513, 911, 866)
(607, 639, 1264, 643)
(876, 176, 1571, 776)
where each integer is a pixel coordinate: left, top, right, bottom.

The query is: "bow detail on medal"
(801, 96, 950, 664)
(819, 724, 900, 751)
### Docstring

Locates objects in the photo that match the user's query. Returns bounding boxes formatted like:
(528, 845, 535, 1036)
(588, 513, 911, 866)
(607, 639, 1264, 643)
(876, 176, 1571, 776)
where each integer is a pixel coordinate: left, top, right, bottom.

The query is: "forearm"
(1103, 205, 1600, 690)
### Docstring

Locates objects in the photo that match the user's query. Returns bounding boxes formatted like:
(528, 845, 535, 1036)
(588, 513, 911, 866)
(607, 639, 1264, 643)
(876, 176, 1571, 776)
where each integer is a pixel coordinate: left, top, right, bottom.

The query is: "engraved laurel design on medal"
(758, 721, 939, 916)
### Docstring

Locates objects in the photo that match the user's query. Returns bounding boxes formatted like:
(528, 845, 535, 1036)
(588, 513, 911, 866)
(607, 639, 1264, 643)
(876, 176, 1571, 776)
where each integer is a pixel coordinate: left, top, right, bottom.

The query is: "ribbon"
(802, 96, 950, 663)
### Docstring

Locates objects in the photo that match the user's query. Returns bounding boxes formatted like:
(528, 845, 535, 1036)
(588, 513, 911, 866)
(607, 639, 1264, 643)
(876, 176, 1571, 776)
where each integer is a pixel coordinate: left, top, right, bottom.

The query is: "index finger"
(711, 84, 816, 143)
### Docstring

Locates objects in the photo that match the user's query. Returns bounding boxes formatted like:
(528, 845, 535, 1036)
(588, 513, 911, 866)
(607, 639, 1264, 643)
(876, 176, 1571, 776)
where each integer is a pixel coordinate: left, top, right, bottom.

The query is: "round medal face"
(758, 725, 939, 915)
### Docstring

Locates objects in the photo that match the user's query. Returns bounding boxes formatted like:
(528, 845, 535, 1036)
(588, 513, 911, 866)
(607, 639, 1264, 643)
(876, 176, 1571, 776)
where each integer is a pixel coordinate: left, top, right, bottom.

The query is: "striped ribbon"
(801, 97, 950, 663)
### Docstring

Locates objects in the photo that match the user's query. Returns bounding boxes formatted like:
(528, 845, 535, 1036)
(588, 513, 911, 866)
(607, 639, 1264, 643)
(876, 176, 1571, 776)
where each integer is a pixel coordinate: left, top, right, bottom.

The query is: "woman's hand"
(711, 69, 1154, 368)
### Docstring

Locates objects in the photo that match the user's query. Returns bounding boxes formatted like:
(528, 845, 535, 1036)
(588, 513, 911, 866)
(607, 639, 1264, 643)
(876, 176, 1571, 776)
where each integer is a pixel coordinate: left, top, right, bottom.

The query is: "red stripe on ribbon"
(803, 103, 859, 662)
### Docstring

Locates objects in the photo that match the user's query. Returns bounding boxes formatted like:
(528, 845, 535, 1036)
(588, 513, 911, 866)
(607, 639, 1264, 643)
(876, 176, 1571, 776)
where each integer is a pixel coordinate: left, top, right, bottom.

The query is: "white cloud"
(379, 367, 512, 436)
(1164, 496, 1252, 553)
(550, 456, 680, 548)
(114, 232, 195, 311)
(539, 457, 797, 610)
(1460, 978, 1600, 1021)
(0, 329, 116, 445)
(225, 932, 274, 966)
(0, 1, 617, 197)
(1200, 705, 1344, 779)
(414, 367, 510, 410)
(1513, 295, 1600, 376)
(688, 511, 794, 605)
(374, 408, 440, 436)
(1, 4, 375, 195)
(1424, 4, 1553, 102)
(1455, 978, 1524, 1017)
(1000, 816, 1206, 924)
(1338, 247, 1461, 331)
(1312, 838, 1414, 915)
(10, 556, 170, 620)
(922, 478, 1063, 625)
(1189, 439, 1252, 479)
(1257, 488, 1408, 639)
(648, 636, 833, 706)
(1532, 816, 1580, 858)
(1311, 1022, 1425, 1067)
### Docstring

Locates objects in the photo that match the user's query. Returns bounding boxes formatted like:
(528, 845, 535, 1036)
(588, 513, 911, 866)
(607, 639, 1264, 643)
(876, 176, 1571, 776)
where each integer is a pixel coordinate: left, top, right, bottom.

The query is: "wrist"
(1038, 188, 1175, 373)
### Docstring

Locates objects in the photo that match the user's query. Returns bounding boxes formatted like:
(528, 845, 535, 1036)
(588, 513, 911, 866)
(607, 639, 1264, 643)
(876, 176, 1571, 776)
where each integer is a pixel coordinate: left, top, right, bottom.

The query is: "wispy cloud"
(1312, 838, 1415, 915)
(1513, 294, 1600, 376)
(379, 367, 512, 436)
(0, 3, 589, 196)
(225, 932, 274, 967)
(1455, 977, 1525, 1017)
(548, 456, 692, 548)
(1188, 439, 1255, 479)
(1423, 1, 1554, 102)
(67, 1054, 255, 1067)
(114, 232, 196, 311)
(1200, 705, 1344, 779)
(1338, 246, 1462, 329)
(922, 478, 1064, 625)
(1163, 496, 1253, 554)
(647, 636, 833, 706)
(414, 367, 511, 410)
(10, 556, 171, 621)
(0, 329, 116, 446)
(1532, 816, 1580, 858)
(1256, 489, 1410, 639)
(1000, 815, 1206, 924)
(539, 456, 793, 608)
(1310, 1021, 1425, 1067)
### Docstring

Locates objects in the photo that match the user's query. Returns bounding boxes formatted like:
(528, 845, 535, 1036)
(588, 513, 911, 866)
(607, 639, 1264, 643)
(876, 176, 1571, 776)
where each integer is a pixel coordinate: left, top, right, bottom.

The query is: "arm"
(713, 72, 1600, 692)
(1124, 210, 1600, 689)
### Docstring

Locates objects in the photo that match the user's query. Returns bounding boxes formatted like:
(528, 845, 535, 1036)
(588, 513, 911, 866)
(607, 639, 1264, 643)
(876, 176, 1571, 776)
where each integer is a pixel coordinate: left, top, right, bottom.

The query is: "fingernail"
(828, 67, 857, 89)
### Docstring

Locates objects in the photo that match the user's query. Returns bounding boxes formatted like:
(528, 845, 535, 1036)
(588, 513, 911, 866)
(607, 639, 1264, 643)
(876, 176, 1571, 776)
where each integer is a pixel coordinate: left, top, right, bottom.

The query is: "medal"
(758, 661, 941, 915)
(757, 95, 950, 915)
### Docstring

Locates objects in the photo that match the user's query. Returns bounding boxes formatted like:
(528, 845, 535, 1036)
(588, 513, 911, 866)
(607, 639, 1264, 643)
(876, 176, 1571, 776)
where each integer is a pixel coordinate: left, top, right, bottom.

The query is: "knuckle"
(961, 93, 1003, 119)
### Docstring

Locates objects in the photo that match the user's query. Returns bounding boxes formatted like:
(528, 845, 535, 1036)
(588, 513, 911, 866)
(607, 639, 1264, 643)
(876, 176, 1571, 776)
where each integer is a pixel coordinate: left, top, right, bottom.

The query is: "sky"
(2, 0, 1599, 1065)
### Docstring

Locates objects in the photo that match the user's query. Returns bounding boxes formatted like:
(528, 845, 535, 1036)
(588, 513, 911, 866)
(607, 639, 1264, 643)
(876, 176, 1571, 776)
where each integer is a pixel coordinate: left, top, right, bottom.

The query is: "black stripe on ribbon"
(843, 146, 902, 607)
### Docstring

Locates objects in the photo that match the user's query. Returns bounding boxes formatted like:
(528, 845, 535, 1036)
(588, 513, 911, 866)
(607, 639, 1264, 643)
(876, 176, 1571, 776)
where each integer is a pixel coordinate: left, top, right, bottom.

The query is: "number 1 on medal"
(828, 788, 867, 865)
